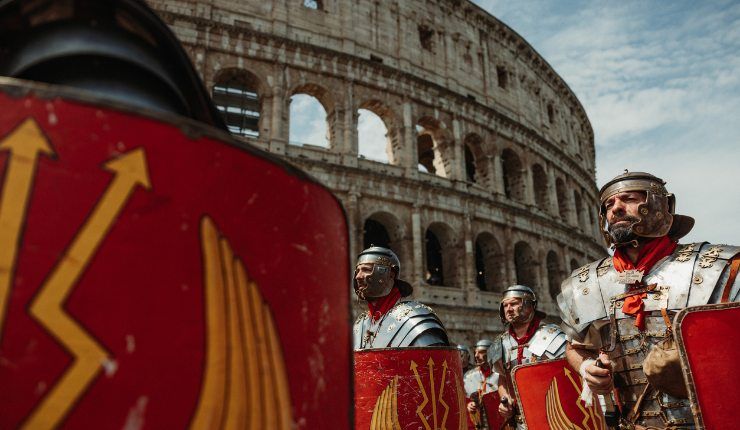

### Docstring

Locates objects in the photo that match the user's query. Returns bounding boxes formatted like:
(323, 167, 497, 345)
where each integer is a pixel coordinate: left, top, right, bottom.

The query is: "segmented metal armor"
(463, 365, 499, 398)
(352, 300, 448, 349)
(500, 323, 566, 368)
(559, 243, 740, 429)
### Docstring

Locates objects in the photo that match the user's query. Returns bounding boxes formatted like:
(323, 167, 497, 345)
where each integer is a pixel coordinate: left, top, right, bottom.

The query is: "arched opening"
(464, 145, 476, 183)
(416, 117, 451, 177)
(464, 134, 488, 186)
(357, 108, 391, 163)
(425, 223, 459, 287)
(570, 258, 580, 272)
(475, 233, 505, 292)
(363, 219, 390, 249)
(546, 251, 562, 300)
(514, 241, 537, 287)
(363, 212, 406, 271)
(555, 178, 569, 221)
(212, 69, 261, 138)
(289, 87, 332, 148)
(532, 164, 549, 210)
(501, 149, 525, 201)
(303, 0, 322, 10)
(425, 229, 444, 285)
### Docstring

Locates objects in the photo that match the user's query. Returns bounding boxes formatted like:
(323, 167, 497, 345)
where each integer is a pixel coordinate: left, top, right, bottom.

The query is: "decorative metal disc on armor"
(512, 358, 606, 430)
(354, 347, 467, 430)
(0, 78, 351, 429)
(675, 301, 740, 430)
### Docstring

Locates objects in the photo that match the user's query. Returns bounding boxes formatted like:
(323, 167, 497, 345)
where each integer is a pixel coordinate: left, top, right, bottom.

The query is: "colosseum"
(149, 0, 606, 343)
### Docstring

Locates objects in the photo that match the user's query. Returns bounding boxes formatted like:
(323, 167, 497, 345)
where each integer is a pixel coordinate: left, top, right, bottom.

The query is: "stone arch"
(416, 116, 453, 178)
(570, 258, 580, 272)
(546, 250, 562, 300)
(514, 241, 538, 287)
(531, 163, 549, 210)
(425, 222, 460, 287)
(474, 232, 505, 292)
(464, 133, 489, 186)
(501, 148, 525, 202)
(288, 83, 336, 148)
(363, 211, 406, 271)
(212, 68, 263, 138)
(357, 100, 401, 164)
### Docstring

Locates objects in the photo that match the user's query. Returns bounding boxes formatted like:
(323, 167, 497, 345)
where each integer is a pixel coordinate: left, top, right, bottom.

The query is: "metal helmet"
(0, 0, 225, 129)
(599, 171, 694, 248)
(456, 344, 471, 366)
(499, 285, 537, 324)
(474, 339, 493, 350)
(353, 246, 400, 300)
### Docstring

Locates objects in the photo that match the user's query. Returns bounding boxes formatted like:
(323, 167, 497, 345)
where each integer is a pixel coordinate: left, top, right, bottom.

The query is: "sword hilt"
(596, 358, 621, 428)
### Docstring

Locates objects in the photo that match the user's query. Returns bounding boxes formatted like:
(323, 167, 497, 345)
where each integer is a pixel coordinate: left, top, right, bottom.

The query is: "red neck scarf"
(509, 315, 543, 365)
(479, 363, 492, 379)
(613, 236, 677, 331)
(367, 287, 401, 321)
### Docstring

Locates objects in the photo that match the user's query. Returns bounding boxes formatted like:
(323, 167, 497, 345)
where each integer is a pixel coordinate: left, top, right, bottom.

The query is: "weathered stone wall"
(148, 0, 606, 346)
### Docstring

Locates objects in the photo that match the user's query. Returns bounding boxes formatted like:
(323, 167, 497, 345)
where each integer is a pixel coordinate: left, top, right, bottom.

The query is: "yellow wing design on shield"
(546, 377, 584, 430)
(190, 216, 293, 430)
(370, 376, 402, 430)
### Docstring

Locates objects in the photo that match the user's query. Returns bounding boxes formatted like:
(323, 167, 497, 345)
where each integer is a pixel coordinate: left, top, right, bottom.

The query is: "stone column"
(524, 164, 536, 206)
(402, 101, 418, 177)
(492, 153, 505, 195)
(411, 203, 424, 287)
(546, 164, 558, 215)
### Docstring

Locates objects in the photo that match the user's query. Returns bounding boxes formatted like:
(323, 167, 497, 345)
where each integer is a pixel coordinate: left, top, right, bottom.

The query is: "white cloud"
(289, 94, 330, 147)
(475, 0, 740, 245)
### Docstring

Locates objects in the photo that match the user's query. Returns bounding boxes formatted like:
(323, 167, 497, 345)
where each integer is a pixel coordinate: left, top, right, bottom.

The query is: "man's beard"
(608, 216, 640, 245)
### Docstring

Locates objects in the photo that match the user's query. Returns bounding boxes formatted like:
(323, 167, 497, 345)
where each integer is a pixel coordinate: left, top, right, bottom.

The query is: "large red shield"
(675, 302, 740, 429)
(512, 358, 606, 430)
(355, 347, 467, 430)
(480, 391, 503, 430)
(0, 79, 350, 429)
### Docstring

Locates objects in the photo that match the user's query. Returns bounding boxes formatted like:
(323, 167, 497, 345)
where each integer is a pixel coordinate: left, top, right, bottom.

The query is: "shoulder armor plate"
(373, 300, 446, 348)
(528, 323, 565, 358)
(559, 258, 609, 332)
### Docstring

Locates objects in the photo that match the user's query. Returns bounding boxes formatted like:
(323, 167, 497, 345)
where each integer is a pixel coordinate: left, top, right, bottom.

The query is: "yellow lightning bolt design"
(24, 148, 151, 429)
(411, 360, 432, 430)
(438, 359, 449, 429)
(0, 118, 55, 342)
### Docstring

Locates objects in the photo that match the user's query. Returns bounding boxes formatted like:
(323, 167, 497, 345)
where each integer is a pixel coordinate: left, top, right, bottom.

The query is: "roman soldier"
(558, 171, 740, 429)
(493, 285, 566, 429)
(464, 339, 499, 428)
(352, 246, 448, 349)
(457, 343, 473, 374)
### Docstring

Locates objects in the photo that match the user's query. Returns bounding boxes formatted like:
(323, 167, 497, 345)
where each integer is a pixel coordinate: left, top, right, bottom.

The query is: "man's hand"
(467, 401, 477, 413)
(582, 352, 614, 394)
(498, 396, 514, 419)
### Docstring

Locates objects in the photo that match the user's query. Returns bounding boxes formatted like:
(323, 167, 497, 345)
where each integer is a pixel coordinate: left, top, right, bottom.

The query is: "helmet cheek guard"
(354, 246, 401, 300)
(598, 171, 691, 248)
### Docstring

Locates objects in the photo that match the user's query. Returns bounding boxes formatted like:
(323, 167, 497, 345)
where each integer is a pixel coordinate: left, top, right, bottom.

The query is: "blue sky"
(290, 1, 740, 245)
(474, 0, 740, 245)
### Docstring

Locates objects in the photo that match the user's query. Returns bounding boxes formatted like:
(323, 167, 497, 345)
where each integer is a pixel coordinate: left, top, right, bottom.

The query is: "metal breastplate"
(501, 324, 566, 368)
(463, 366, 498, 397)
(352, 300, 446, 349)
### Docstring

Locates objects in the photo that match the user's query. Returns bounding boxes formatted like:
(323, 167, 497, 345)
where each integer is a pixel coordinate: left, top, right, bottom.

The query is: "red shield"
(675, 301, 740, 429)
(480, 391, 503, 430)
(512, 358, 606, 430)
(0, 79, 350, 428)
(355, 347, 467, 430)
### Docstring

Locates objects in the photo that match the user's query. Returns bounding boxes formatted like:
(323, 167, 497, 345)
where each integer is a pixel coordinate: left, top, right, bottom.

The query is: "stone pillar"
(411, 203, 424, 286)
(451, 118, 465, 182)
(346, 188, 362, 262)
(503, 227, 515, 286)
(268, 68, 289, 154)
(546, 165, 558, 215)
(402, 101, 418, 177)
(463, 212, 479, 306)
(524, 164, 536, 206)
(492, 153, 505, 195)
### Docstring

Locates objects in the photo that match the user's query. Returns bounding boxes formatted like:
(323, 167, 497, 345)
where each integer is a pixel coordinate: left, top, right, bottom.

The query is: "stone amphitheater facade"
(149, 0, 606, 344)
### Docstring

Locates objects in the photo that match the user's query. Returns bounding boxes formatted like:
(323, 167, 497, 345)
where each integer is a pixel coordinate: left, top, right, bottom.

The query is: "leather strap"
(660, 308, 672, 331)
(721, 257, 740, 303)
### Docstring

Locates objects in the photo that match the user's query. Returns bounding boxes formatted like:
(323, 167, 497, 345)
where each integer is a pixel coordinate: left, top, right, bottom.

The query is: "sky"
(290, 0, 740, 245)
(473, 0, 740, 245)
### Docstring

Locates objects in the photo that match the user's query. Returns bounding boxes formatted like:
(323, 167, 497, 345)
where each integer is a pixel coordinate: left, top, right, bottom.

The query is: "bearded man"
(558, 171, 740, 429)
(352, 246, 448, 349)
(494, 285, 566, 428)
